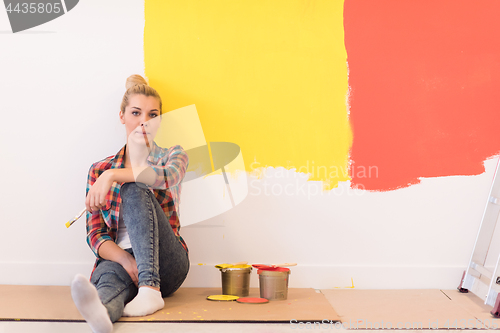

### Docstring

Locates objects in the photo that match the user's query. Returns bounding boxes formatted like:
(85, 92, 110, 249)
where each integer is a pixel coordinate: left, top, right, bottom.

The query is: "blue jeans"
(90, 183, 190, 322)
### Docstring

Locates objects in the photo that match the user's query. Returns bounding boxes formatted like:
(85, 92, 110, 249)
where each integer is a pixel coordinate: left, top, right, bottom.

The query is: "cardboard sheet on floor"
(0, 286, 339, 323)
(441, 289, 499, 329)
(121, 288, 338, 322)
(0, 285, 83, 321)
(322, 289, 482, 329)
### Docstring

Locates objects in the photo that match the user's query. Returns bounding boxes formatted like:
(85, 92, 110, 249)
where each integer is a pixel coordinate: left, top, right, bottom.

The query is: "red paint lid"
(252, 264, 292, 275)
(236, 297, 269, 304)
(253, 264, 291, 273)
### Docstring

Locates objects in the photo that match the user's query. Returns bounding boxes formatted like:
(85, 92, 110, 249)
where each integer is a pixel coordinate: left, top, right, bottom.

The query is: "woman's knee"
(121, 182, 150, 200)
(91, 260, 134, 289)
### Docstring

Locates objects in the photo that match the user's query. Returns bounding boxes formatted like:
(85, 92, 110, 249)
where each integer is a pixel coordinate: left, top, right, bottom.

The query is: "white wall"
(181, 160, 497, 290)
(0, 0, 145, 284)
(0, 1, 495, 289)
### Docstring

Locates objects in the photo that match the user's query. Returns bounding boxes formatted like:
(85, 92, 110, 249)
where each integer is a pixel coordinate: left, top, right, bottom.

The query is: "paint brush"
(65, 208, 87, 228)
(141, 124, 150, 149)
(231, 261, 248, 266)
(271, 263, 297, 268)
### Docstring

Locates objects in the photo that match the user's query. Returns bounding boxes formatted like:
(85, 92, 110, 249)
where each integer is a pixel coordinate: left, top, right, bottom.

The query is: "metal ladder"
(458, 157, 500, 317)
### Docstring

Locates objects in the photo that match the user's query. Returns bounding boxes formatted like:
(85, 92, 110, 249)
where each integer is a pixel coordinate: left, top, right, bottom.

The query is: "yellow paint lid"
(206, 295, 239, 301)
(215, 264, 252, 269)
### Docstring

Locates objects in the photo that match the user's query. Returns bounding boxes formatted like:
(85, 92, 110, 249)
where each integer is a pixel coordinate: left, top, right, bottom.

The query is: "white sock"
(122, 287, 165, 317)
(71, 274, 113, 333)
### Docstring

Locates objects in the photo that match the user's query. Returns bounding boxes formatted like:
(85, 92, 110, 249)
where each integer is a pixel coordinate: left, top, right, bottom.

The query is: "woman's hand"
(86, 170, 114, 213)
(118, 250, 139, 287)
(98, 241, 139, 287)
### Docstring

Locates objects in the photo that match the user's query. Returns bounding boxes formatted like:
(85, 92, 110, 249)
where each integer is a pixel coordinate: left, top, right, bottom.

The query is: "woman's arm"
(98, 240, 138, 287)
(147, 145, 189, 190)
(86, 146, 188, 212)
(86, 164, 113, 254)
(85, 166, 156, 213)
(108, 166, 157, 186)
(86, 164, 139, 286)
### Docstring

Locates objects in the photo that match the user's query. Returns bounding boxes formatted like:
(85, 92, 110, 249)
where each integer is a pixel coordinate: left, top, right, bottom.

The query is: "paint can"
(220, 266, 252, 297)
(258, 267, 291, 300)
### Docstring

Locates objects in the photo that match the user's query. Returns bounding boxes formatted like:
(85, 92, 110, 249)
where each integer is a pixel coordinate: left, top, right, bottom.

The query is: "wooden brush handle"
(231, 261, 248, 266)
(272, 263, 297, 268)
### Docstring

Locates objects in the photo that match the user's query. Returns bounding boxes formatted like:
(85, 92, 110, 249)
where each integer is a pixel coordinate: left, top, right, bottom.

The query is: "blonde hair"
(120, 74, 163, 114)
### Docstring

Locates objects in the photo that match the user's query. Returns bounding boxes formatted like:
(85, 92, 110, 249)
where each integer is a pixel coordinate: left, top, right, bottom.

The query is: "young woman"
(71, 75, 190, 333)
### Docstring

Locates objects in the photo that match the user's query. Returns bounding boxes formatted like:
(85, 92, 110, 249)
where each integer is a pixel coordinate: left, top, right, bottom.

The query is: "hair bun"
(125, 74, 148, 90)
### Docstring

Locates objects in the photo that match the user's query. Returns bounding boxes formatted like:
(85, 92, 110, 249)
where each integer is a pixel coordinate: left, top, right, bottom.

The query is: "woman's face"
(120, 94, 161, 146)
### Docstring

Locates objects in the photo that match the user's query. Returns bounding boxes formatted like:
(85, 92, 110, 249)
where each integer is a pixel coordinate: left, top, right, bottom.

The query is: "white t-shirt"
(116, 213, 132, 250)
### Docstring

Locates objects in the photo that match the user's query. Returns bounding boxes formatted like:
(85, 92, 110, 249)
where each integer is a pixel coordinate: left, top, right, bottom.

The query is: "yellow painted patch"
(145, 0, 351, 189)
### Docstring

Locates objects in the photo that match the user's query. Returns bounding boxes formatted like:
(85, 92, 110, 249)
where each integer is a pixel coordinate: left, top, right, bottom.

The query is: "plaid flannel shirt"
(86, 142, 189, 275)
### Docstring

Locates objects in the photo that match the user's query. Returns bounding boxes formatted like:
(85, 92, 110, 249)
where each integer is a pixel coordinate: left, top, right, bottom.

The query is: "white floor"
(2, 322, 499, 333)
(0, 322, 292, 333)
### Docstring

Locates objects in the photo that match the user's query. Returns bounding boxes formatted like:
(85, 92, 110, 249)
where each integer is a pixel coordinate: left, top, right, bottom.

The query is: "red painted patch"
(345, 0, 500, 191)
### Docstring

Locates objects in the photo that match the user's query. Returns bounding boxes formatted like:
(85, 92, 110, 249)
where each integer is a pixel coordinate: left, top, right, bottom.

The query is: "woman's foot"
(71, 274, 113, 333)
(122, 286, 165, 317)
